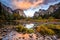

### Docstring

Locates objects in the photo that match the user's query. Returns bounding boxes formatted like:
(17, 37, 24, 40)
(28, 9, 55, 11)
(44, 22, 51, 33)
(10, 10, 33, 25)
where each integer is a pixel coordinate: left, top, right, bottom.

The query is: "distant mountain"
(51, 7, 60, 19)
(13, 9, 26, 17)
(0, 2, 13, 14)
(34, 9, 48, 17)
(0, 2, 26, 17)
(48, 2, 60, 13)
(34, 2, 60, 19)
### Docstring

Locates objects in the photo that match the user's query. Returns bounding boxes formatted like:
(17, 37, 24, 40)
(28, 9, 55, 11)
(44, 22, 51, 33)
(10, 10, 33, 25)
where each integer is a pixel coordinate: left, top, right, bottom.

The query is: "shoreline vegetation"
(0, 19, 60, 40)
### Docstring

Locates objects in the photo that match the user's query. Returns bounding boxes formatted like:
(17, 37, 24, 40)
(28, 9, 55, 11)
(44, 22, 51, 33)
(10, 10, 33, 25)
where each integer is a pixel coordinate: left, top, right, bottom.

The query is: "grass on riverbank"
(34, 24, 60, 37)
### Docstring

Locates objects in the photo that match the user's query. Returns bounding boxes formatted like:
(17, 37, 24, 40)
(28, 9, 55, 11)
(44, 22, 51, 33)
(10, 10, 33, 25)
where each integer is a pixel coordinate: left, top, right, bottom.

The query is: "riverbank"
(2, 31, 60, 40)
(0, 19, 60, 40)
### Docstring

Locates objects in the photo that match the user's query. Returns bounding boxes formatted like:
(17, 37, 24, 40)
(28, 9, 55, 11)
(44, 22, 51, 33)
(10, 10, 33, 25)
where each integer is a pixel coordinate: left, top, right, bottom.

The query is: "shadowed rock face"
(34, 2, 60, 17)
(48, 3, 60, 13)
(1, 2, 13, 14)
(13, 9, 26, 17)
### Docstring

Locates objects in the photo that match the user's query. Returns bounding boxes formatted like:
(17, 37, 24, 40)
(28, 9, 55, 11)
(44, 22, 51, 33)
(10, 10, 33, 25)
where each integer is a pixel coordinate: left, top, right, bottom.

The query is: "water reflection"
(25, 23, 34, 29)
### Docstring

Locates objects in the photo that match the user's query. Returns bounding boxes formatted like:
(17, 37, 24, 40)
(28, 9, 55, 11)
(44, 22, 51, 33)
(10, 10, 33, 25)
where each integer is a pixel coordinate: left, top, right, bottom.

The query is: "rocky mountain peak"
(34, 2, 60, 17)
(13, 9, 26, 17)
(1, 2, 26, 17)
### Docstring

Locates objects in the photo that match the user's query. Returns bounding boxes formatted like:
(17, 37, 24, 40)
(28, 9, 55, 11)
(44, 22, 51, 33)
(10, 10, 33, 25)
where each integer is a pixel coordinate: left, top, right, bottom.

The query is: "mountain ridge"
(33, 2, 60, 19)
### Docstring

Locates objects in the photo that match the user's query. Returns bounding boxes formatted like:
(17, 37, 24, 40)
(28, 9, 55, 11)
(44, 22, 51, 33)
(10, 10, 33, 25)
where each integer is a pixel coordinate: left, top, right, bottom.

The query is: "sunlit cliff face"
(12, 0, 44, 10)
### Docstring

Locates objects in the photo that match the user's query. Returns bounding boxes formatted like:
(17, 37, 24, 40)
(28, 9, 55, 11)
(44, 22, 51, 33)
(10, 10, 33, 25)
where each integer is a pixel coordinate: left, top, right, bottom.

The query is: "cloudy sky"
(0, 0, 60, 17)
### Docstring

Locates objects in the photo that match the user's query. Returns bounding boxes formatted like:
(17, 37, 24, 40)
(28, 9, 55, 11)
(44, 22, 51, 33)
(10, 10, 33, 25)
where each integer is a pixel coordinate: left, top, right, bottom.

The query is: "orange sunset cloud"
(12, 0, 44, 10)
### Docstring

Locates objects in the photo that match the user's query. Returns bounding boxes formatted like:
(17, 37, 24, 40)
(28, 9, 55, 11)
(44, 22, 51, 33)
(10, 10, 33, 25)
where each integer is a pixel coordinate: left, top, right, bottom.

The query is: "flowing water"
(25, 23, 35, 29)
